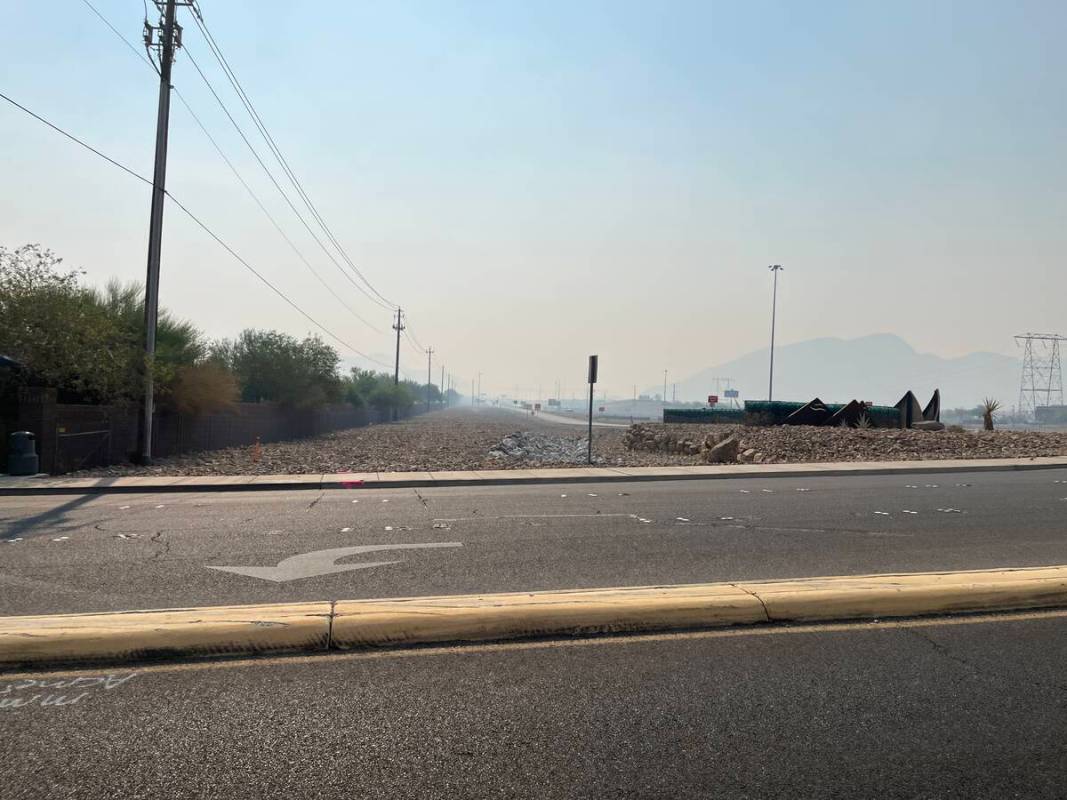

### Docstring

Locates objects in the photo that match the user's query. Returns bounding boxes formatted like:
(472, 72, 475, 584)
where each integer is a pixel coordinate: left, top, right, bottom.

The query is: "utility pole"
(391, 307, 404, 420)
(768, 264, 784, 401)
(477, 372, 482, 406)
(138, 0, 185, 464)
(471, 378, 475, 407)
(425, 347, 434, 411)
(440, 365, 445, 407)
(663, 370, 667, 403)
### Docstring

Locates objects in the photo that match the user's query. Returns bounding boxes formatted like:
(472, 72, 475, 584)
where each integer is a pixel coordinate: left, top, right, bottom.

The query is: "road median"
(2, 456, 1066, 495)
(3, 566, 1067, 668)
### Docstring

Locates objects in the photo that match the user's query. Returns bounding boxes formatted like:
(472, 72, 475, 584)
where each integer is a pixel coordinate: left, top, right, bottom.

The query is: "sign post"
(587, 355, 598, 464)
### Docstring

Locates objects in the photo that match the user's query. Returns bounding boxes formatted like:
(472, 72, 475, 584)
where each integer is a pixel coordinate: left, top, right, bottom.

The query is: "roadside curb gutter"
(3, 566, 1067, 668)
(2, 456, 1066, 495)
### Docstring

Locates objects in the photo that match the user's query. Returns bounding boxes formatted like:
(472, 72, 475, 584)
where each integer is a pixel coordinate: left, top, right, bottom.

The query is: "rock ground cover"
(73, 408, 1067, 477)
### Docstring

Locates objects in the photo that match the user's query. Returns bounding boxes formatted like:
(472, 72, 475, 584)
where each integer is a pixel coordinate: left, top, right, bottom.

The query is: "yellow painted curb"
(3, 567, 1067, 666)
(330, 583, 765, 648)
(0, 602, 331, 666)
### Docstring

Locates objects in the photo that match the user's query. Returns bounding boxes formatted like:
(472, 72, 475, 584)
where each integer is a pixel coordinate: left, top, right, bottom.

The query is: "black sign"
(588, 355, 598, 385)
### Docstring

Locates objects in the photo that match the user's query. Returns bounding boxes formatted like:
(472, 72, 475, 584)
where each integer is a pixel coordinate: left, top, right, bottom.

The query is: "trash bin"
(7, 431, 39, 476)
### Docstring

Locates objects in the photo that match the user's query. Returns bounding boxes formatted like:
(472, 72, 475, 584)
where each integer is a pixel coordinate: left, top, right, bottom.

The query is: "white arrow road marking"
(207, 542, 462, 583)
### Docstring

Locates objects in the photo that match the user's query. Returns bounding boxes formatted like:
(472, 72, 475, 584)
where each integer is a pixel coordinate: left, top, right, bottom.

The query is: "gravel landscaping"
(72, 407, 1067, 477)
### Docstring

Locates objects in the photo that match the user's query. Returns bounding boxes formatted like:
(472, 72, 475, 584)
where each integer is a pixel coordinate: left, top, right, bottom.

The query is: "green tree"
(0, 244, 132, 401)
(213, 329, 342, 407)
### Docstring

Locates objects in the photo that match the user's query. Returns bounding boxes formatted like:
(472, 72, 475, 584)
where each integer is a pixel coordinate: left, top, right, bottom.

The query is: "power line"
(188, 4, 396, 310)
(77, 0, 384, 335)
(0, 89, 393, 370)
(78, 0, 159, 75)
(182, 45, 391, 317)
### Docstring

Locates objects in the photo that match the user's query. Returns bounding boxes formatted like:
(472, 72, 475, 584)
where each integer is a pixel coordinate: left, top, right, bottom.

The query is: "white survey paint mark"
(739, 490, 750, 494)
(381, 499, 389, 503)
(874, 511, 890, 516)
(207, 542, 463, 582)
(676, 517, 690, 522)
(588, 493, 598, 497)
(905, 485, 918, 489)
(560, 494, 568, 498)
(795, 488, 811, 492)
(903, 510, 919, 515)
(155, 505, 165, 509)
(119, 505, 130, 510)
(761, 489, 774, 494)
(384, 526, 394, 531)
(0, 672, 138, 711)
(352, 500, 360, 504)
(5, 538, 22, 544)
(51, 537, 69, 542)
(720, 516, 735, 521)
(341, 527, 352, 532)
(115, 533, 139, 539)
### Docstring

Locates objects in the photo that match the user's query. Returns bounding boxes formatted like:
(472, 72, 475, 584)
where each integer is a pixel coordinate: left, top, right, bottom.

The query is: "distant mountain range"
(665, 334, 1021, 410)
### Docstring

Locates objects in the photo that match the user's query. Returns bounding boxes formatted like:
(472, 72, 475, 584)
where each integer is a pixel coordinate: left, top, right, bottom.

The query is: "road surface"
(2, 610, 1066, 799)
(1, 468, 1065, 615)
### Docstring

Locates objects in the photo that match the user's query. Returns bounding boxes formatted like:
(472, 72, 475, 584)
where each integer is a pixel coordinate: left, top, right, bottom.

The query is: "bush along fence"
(663, 390, 941, 429)
(2, 387, 425, 475)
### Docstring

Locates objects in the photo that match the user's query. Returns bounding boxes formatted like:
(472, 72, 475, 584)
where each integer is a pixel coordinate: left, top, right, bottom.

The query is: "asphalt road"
(1, 468, 1066, 615)
(2, 610, 1066, 799)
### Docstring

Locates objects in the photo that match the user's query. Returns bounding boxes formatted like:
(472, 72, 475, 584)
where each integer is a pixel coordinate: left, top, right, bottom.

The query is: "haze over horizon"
(3, 1, 1064, 398)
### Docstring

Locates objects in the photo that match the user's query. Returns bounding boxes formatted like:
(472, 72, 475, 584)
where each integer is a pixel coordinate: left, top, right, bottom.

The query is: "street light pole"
(767, 264, 784, 401)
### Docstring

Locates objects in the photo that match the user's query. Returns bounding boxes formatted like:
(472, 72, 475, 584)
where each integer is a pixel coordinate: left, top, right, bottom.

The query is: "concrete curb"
(3, 566, 1067, 667)
(2, 457, 1066, 495)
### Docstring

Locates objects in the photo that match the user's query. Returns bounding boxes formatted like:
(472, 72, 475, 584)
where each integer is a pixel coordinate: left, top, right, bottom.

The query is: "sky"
(2, 0, 1065, 401)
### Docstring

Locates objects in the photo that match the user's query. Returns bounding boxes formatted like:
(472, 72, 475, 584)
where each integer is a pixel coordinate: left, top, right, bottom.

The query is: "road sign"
(207, 542, 462, 583)
(708, 395, 719, 406)
(599, 406, 605, 413)
(588, 355, 598, 384)
(724, 389, 739, 399)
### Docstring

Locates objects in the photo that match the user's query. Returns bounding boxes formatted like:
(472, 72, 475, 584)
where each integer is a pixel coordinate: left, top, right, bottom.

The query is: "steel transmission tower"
(1016, 333, 1065, 420)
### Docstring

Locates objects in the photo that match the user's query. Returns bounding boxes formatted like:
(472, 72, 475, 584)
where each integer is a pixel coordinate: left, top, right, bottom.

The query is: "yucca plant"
(981, 398, 1001, 431)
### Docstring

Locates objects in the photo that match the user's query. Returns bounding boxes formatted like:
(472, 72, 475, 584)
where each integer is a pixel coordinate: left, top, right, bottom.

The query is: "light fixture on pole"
(767, 264, 784, 401)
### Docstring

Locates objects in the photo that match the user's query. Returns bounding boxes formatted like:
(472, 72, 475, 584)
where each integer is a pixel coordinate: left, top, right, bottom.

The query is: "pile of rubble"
(622, 424, 763, 463)
(488, 431, 600, 464)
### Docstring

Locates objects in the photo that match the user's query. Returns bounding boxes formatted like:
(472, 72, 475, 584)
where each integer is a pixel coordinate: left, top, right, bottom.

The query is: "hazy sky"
(2, 1, 1065, 400)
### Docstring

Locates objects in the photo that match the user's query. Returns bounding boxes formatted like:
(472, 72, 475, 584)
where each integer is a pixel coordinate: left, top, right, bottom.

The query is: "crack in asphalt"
(413, 488, 428, 508)
(305, 492, 325, 512)
(148, 530, 170, 561)
(905, 626, 1067, 694)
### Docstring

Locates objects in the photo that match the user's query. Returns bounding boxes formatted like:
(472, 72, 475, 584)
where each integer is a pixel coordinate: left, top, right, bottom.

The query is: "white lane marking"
(874, 511, 890, 516)
(739, 490, 750, 494)
(352, 500, 360, 504)
(719, 516, 735, 521)
(51, 536, 69, 542)
(588, 493, 598, 497)
(902, 510, 919, 514)
(5, 538, 22, 543)
(676, 517, 690, 522)
(761, 489, 774, 493)
(207, 542, 463, 583)
(384, 526, 394, 531)
(155, 505, 165, 509)
(341, 527, 352, 532)
(119, 505, 130, 510)
(936, 508, 963, 513)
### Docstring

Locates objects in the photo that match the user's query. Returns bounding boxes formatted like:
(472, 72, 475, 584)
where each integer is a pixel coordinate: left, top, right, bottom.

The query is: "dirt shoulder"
(72, 408, 1067, 477)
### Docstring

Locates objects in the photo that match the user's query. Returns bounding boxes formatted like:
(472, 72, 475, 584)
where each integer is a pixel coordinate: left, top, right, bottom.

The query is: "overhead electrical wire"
(188, 3, 396, 310)
(78, 0, 384, 334)
(0, 89, 393, 370)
